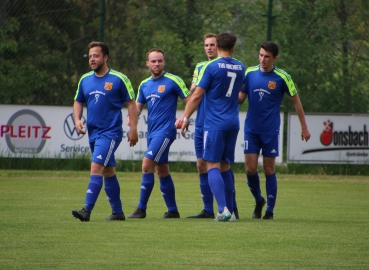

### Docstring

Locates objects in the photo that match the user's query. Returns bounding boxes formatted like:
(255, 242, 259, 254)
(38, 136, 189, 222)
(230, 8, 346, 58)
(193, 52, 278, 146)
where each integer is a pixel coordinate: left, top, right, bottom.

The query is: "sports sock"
(266, 173, 277, 213)
(229, 169, 237, 209)
(221, 169, 234, 215)
(84, 175, 103, 212)
(160, 174, 178, 212)
(199, 173, 213, 214)
(208, 168, 227, 214)
(246, 172, 263, 203)
(104, 175, 123, 215)
(137, 173, 155, 210)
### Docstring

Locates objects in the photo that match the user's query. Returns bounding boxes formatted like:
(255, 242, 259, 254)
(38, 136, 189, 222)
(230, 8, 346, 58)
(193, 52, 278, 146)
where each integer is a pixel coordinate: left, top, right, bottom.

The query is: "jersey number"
(226, 71, 237, 97)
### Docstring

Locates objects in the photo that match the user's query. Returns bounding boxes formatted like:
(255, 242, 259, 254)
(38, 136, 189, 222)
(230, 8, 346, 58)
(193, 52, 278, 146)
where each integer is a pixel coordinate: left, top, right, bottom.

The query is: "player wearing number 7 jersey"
(176, 32, 246, 221)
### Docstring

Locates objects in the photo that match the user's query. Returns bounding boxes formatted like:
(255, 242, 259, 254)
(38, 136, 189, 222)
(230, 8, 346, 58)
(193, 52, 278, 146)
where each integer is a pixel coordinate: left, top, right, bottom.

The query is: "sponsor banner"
(0, 105, 283, 163)
(287, 113, 369, 164)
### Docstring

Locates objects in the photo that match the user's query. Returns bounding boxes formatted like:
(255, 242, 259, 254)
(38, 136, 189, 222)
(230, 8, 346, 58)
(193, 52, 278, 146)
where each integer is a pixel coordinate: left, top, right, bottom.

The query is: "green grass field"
(0, 170, 368, 269)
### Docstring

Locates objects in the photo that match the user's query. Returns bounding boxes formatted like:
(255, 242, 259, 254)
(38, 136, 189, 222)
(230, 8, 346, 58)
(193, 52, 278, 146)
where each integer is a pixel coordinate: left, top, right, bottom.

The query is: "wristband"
(183, 117, 189, 123)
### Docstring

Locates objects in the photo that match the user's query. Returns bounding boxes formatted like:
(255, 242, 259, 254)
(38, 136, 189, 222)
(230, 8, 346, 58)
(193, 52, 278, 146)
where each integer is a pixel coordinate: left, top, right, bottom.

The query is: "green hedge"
(1, 157, 368, 175)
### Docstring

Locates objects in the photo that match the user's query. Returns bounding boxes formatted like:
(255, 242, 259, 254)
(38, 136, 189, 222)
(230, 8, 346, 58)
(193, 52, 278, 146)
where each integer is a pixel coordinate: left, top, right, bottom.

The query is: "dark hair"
(260, 41, 279, 57)
(216, 32, 237, 51)
(146, 48, 165, 60)
(88, 41, 109, 57)
(204, 33, 216, 41)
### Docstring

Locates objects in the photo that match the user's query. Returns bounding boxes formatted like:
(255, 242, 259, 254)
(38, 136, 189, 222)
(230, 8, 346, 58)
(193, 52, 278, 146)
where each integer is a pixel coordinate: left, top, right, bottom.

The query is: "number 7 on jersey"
(226, 71, 237, 97)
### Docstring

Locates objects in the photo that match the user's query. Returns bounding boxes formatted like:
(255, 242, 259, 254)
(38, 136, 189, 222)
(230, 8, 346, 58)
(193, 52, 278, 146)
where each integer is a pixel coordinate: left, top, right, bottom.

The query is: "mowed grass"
(0, 170, 368, 270)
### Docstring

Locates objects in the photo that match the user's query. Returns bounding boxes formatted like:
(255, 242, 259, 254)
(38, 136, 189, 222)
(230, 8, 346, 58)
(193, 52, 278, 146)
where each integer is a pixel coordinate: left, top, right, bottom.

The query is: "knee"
(263, 166, 275, 176)
(155, 165, 169, 178)
(141, 159, 155, 174)
(196, 159, 207, 174)
(246, 167, 257, 176)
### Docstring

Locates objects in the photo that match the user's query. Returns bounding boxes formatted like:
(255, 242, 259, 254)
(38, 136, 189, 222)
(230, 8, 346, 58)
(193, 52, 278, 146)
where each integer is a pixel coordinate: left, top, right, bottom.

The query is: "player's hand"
(174, 116, 184, 129)
(301, 128, 311, 142)
(180, 121, 189, 137)
(75, 120, 86, 135)
(128, 129, 138, 147)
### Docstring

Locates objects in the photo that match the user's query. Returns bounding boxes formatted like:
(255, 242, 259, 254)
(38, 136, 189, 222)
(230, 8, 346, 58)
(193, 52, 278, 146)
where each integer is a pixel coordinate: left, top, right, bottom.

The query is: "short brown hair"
(88, 41, 109, 57)
(146, 48, 165, 60)
(204, 33, 216, 41)
(216, 32, 237, 51)
(260, 41, 279, 57)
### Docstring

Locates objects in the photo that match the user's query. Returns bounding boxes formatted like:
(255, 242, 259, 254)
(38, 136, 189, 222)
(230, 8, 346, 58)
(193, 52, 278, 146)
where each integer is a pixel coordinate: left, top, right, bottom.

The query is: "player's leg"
(72, 139, 107, 221)
(95, 137, 125, 220)
(261, 134, 279, 220)
(187, 126, 214, 218)
(204, 130, 231, 221)
(229, 169, 239, 219)
(153, 138, 179, 218)
(244, 132, 265, 219)
(221, 130, 238, 220)
(128, 138, 157, 218)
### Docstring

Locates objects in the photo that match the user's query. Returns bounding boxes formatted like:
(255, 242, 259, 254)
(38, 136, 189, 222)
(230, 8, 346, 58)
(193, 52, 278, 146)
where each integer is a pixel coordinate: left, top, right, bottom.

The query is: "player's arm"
(126, 99, 138, 147)
(238, 87, 247, 105)
(290, 94, 311, 142)
(73, 101, 86, 134)
(189, 82, 196, 95)
(183, 95, 191, 104)
(176, 86, 205, 136)
(126, 102, 143, 126)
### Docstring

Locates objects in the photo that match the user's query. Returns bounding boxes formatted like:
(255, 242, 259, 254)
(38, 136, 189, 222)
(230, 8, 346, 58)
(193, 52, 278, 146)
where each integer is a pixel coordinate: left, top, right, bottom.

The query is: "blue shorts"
(90, 136, 121, 167)
(203, 130, 238, 163)
(194, 126, 204, 159)
(243, 132, 279, 157)
(145, 137, 174, 164)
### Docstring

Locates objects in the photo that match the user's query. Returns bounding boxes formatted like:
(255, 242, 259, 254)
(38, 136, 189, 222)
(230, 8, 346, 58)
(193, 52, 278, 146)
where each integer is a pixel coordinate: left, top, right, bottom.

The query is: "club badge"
(104, 82, 113, 91)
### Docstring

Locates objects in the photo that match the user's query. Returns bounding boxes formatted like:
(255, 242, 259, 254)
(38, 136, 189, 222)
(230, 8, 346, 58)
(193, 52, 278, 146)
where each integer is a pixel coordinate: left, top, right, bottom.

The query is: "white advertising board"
(0, 105, 283, 163)
(288, 113, 369, 164)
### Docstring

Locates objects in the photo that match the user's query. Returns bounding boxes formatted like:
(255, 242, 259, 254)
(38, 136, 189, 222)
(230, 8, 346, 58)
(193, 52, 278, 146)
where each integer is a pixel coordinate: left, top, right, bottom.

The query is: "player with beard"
(127, 48, 190, 219)
(72, 41, 138, 222)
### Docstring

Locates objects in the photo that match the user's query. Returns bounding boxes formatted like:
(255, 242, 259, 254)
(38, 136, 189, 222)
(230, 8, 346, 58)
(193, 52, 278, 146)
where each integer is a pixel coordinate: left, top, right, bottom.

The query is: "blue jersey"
(137, 72, 190, 139)
(197, 57, 246, 131)
(241, 65, 297, 135)
(74, 69, 135, 142)
(192, 61, 207, 127)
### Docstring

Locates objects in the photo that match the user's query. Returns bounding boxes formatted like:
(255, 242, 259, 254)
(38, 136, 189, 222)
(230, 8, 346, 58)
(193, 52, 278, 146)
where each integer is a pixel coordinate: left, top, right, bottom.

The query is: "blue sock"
(104, 175, 123, 215)
(84, 175, 103, 212)
(266, 173, 277, 213)
(138, 173, 155, 210)
(229, 169, 237, 209)
(199, 173, 213, 214)
(221, 169, 234, 214)
(160, 174, 178, 212)
(208, 168, 226, 214)
(247, 172, 263, 203)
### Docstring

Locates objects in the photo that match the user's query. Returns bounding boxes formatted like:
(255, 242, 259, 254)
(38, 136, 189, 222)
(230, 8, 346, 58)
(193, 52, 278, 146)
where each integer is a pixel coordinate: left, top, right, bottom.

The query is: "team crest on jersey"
(158, 85, 166, 93)
(104, 82, 113, 91)
(268, 81, 276, 90)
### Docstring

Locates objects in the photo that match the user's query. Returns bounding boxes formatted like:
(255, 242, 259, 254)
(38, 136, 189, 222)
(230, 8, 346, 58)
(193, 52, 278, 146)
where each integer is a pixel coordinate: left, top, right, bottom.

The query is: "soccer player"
(176, 32, 246, 222)
(238, 41, 311, 220)
(128, 48, 190, 219)
(72, 41, 138, 222)
(186, 33, 239, 219)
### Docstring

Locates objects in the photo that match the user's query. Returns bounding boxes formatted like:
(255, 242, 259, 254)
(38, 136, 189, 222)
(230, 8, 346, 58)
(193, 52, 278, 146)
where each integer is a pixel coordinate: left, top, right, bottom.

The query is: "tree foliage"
(0, 0, 368, 113)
